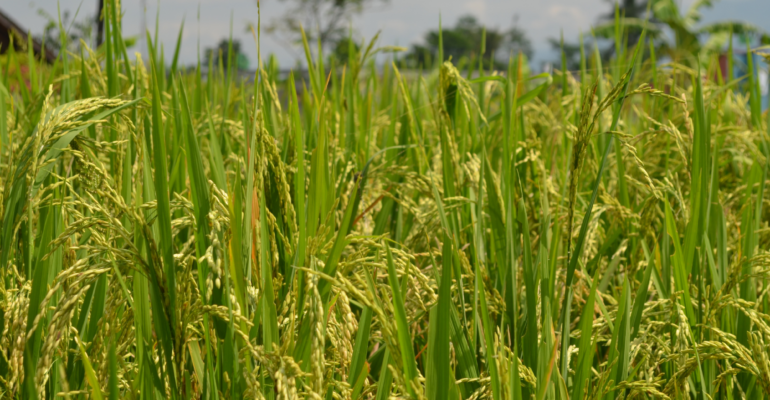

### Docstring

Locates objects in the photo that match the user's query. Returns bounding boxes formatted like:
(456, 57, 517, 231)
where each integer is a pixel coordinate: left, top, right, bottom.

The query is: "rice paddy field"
(1, 2, 770, 399)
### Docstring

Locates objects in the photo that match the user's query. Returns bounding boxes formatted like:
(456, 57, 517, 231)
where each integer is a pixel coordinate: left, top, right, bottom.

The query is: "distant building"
(0, 7, 56, 63)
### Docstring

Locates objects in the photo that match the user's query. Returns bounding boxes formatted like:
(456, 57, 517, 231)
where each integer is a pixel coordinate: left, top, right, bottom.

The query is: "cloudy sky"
(6, 0, 770, 68)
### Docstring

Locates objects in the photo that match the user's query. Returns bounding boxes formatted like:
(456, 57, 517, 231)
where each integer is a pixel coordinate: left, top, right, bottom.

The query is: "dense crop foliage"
(1, 2, 770, 399)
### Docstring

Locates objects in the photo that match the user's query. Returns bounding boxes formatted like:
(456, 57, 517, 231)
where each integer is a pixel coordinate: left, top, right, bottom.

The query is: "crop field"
(0, 2, 769, 400)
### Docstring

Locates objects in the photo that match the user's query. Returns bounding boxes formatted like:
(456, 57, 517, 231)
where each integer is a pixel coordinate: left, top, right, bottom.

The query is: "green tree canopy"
(204, 39, 250, 71)
(405, 14, 532, 69)
(265, 0, 387, 55)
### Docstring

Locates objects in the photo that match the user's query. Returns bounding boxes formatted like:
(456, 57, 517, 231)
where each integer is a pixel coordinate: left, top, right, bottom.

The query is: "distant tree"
(35, 8, 94, 53)
(548, 37, 590, 72)
(426, 16, 482, 61)
(593, 0, 770, 64)
(405, 44, 434, 68)
(597, 0, 649, 59)
(331, 37, 361, 63)
(405, 14, 530, 69)
(504, 18, 533, 60)
(265, 0, 387, 55)
(204, 39, 250, 71)
(602, 0, 648, 20)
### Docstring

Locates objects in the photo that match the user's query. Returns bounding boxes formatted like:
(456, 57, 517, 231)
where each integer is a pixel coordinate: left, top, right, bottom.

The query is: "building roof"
(0, 7, 57, 63)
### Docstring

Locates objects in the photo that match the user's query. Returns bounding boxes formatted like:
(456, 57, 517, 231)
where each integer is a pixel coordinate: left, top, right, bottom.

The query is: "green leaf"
(519, 196, 539, 374)
(290, 71, 307, 292)
(484, 73, 553, 123)
(427, 233, 452, 400)
(630, 254, 654, 340)
(375, 349, 393, 400)
(75, 334, 104, 400)
(385, 242, 418, 397)
(260, 182, 279, 352)
(349, 306, 373, 399)
(109, 338, 119, 400)
(604, 278, 631, 400)
(228, 162, 247, 314)
(477, 259, 501, 400)
(571, 268, 601, 400)
(150, 60, 176, 319)
(168, 19, 185, 88)
(179, 80, 212, 304)
(664, 199, 696, 325)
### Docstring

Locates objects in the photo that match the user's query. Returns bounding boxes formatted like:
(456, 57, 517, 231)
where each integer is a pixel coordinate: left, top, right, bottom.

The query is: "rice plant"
(1, 1, 769, 399)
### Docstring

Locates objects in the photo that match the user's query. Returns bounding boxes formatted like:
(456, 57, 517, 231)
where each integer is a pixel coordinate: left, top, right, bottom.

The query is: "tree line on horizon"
(24, 0, 770, 73)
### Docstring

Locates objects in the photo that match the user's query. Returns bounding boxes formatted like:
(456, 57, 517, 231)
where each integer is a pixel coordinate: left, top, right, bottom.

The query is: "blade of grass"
(75, 334, 104, 400)
(385, 242, 418, 397)
(348, 306, 372, 399)
(375, 349, 393, 400)
(571, 268, 600, 400)
(427, 233, 452, 400)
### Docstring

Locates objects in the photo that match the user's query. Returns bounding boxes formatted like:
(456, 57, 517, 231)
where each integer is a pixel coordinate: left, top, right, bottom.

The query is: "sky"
(5, 0, 770, 69)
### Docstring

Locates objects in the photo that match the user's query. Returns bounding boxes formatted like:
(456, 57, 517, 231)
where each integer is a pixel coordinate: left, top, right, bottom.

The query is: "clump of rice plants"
(1, 2, 769, 399)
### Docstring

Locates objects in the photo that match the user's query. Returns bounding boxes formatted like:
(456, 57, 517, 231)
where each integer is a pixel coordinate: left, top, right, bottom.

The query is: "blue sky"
(6, 0, 770, 69)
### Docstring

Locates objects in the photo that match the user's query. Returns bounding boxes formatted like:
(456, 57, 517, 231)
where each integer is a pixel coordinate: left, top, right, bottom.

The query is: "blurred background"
(2, 0, 769, 93)
(3, 0, 769, 67)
